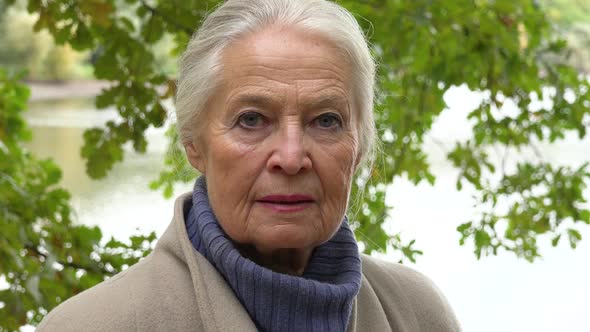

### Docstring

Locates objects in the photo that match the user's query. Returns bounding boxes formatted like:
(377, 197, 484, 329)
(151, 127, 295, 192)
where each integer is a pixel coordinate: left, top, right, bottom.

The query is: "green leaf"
(551, 234, 561, 247)
(567, 229, 582, 249)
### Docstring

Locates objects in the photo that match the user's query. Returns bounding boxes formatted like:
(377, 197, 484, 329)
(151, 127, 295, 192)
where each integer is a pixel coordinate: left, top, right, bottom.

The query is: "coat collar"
(156, 192, 257, 331)
(153, 193, 399, 332)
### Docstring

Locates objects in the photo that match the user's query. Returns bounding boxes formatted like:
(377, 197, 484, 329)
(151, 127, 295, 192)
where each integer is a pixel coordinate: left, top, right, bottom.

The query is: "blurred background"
(1, 0, 589, 331)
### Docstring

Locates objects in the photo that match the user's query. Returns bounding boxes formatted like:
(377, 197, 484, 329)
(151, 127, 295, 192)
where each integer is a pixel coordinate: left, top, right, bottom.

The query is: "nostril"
(266, 136, 312, 174)
(267, 154, 312, 174)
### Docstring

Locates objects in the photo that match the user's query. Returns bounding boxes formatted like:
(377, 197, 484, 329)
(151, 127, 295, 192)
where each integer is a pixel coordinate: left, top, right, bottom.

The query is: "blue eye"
(314, 113, 342, 129)
(237, 112, 266, 129)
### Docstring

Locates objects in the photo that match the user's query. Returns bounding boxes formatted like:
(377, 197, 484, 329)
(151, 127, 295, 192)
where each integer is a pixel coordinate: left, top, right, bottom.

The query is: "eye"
(237, 111, 267, 129)
(313, 113, 342, 129)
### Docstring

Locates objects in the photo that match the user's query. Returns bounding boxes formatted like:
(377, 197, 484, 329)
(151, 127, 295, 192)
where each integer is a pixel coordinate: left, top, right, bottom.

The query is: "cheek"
(315, 141, 357, 210)
(206, 127, 262, 178)
(325, 140, 357, 181)
(204, 130, 269, 241)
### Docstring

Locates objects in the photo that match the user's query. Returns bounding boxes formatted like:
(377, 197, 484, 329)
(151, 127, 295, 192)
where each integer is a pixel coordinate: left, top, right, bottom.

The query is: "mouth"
(256, 195, 314, 212)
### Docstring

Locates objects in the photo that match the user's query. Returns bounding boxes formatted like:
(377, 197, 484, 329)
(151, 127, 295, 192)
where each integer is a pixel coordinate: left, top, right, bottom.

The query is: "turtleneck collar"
(185, 176, 362, 332)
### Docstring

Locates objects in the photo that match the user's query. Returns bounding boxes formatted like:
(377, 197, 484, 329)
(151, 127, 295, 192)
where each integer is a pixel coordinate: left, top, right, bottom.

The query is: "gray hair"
(176, 0, 376, 165)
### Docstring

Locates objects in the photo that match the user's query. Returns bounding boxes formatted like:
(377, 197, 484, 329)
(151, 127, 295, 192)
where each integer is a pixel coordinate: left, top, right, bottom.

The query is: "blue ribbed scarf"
(185, 177, 361, 332)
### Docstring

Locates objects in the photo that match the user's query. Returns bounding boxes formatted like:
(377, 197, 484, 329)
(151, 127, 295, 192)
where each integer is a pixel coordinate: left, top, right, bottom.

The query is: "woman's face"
(186, 25, 359, 255)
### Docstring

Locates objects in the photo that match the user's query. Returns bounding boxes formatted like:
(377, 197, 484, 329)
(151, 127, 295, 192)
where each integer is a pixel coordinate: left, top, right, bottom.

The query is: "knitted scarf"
(185, 176, 361, 332)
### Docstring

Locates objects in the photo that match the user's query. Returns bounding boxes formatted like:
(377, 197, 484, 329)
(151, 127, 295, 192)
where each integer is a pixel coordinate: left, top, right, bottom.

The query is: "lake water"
(23, 86, 590, 331)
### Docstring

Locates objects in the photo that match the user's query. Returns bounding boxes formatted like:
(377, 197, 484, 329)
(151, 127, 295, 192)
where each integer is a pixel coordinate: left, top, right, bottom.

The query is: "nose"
(266, 122, 312, 175)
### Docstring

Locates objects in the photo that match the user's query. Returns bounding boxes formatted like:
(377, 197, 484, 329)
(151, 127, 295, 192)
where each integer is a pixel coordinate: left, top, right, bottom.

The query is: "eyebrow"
(226, 91, 350, 113)
(300, 93, 350, 114)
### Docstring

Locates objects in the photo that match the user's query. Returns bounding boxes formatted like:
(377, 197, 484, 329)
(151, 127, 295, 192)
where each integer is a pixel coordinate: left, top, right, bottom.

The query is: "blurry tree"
(0, 6, 87, 81)
(1, 0, 589, 330)
(540, 0, 589, 27)
(0, 70, 156, 330)
(0, 7, 51, 78)
(539, 0, 590, 73)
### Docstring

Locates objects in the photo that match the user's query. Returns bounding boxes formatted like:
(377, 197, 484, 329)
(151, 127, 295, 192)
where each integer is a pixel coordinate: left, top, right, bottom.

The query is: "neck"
(237, 245, 312, 276)
(186, 176, 362, 331)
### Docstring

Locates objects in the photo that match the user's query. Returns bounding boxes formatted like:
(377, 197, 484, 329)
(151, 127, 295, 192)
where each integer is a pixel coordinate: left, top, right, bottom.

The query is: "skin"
(185, 25, 359, 275)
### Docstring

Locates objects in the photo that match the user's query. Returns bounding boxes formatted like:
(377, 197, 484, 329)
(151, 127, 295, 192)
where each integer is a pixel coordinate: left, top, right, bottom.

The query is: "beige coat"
(37, 193, 461, 331)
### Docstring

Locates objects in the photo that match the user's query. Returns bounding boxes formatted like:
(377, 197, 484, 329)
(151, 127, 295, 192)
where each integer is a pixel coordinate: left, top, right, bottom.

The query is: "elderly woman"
(38, 0, 460, 331)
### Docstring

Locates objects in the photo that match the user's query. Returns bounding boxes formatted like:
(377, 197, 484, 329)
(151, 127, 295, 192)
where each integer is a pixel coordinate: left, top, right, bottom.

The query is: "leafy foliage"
(457, 162, 590, 261)
(148, 124, 199, 199)
(0, 6, 88, 81)
(344, 0, 590, 258)
(0, 69, 156, 331)
(1, 0, 589, 330)
(539, 0, 590, 27)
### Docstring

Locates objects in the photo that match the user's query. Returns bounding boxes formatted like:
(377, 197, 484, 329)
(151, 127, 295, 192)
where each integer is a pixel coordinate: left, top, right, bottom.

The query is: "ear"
(185, 141, 207, 174)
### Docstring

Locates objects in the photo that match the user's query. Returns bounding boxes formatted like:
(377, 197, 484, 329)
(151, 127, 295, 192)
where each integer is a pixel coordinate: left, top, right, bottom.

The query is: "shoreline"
(26, 80, 111, 102)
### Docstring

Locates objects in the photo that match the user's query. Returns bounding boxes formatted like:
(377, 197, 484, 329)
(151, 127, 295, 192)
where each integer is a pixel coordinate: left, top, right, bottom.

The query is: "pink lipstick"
(256, 194, 314, 212)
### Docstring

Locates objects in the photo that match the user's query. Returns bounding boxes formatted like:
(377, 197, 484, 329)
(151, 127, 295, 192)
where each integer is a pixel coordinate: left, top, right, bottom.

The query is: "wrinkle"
(194, 25, 359, 274)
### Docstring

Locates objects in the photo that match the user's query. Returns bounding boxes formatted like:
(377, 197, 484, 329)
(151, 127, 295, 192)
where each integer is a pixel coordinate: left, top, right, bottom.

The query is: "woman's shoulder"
(360, 253, 441, 289)
(36, 248, 201, 331)
(36, 254, 152, 331)
(359, 254, 461, 332)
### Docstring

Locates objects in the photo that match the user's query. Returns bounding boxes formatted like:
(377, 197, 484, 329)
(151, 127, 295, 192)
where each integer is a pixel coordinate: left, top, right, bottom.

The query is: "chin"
(253, 227, 320, 251)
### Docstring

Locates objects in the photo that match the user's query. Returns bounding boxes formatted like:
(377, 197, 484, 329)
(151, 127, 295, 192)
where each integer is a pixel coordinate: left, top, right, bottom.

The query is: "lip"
(256, 194, 314, 213)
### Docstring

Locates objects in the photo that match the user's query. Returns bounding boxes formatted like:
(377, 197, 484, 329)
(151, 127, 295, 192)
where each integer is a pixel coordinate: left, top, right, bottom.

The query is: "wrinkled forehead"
(215, 25, 356, 106)
(228, 27, 349, 69)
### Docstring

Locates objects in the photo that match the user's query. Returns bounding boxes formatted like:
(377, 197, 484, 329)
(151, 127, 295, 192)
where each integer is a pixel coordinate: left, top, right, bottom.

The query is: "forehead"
(217, 25, 353, 99)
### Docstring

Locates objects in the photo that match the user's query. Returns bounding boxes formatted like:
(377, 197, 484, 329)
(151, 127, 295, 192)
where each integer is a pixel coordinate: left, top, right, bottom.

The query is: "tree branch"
(501, 145, 508, 177)
(529, 140, 545, 162)
(25, 244, 116, 276)
(138, 0, 195, 35)
(425, 134, 448, 153)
